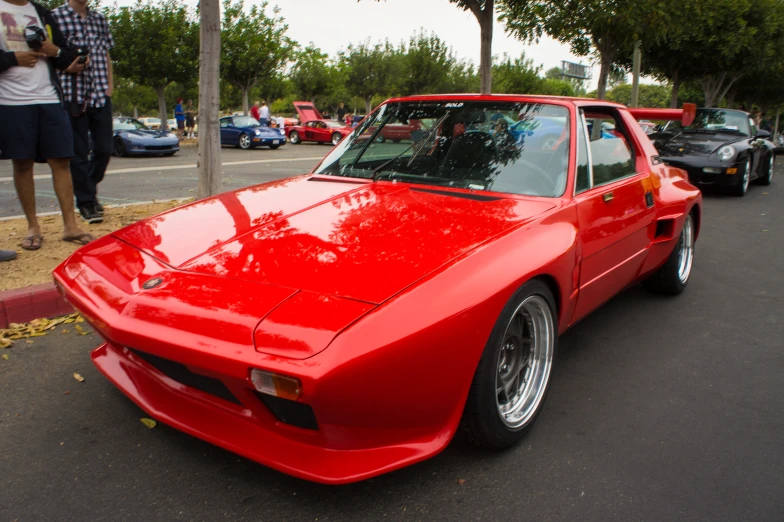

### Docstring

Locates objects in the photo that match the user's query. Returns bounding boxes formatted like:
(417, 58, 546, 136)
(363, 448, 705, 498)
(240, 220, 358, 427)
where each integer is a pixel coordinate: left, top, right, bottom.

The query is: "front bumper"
(660, 157, 744, 188)
(252, 135, 286, 146)
(126, 143, 180, 155)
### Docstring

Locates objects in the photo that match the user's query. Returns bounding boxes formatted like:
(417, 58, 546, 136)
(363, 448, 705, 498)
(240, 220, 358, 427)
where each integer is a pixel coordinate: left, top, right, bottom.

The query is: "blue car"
(219, 116, 287, 149)
(112, 117, 180, 157)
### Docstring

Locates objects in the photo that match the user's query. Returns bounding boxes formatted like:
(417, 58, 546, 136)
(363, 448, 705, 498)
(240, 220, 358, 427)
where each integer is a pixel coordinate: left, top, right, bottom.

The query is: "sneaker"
(95, 200, 104, 215)
(79, 205, 103, 224)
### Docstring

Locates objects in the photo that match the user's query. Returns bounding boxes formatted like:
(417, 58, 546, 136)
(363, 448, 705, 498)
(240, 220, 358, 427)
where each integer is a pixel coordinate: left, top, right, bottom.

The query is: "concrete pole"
(630, 42, 641, 107)
(774, 107, 780, 141)
(197, 0, 222, 199)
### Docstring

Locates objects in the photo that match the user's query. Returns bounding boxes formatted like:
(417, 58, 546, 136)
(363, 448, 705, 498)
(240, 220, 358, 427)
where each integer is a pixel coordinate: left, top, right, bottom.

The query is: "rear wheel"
(238, 133, 251, 150)
(731, 158, 752, 196)
(461, 280, 557, 448)
(757, 154, 773, 185)
(113, 137, 126, 157)
(331, 132, 342, 146)
(643, 212, 695, 295)
(289, 131, 301, 144)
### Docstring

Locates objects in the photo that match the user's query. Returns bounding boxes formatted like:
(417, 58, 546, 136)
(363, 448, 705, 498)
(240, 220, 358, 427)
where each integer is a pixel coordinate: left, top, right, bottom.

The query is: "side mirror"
(755, 129, 771, 139)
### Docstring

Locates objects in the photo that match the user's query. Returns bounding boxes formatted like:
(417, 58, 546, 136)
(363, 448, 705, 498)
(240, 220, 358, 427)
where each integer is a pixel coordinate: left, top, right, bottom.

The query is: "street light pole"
(197, 0, 222, 199)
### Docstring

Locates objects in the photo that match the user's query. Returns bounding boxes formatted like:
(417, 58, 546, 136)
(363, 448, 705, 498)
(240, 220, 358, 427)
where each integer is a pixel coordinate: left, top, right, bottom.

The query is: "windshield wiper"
(371, 144, 415, 181)
(406, 112, 451, 166)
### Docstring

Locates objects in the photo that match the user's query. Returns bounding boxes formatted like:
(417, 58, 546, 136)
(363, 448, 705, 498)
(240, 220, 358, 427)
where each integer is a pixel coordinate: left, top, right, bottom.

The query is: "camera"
(75, 46, 89, 64)
(24, 25, 46, 50)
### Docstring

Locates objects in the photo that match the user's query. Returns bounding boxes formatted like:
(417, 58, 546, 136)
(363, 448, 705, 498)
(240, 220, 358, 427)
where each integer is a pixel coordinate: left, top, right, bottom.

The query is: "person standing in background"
(184, 98, 195, 138)
(250, 100, 260, 121)
(258, 100, 269, 126)
(336, 102, 346, 122)
(53, 0, 114, 224)
(1, 0, 93, 249)
(174, 97, 185, 137)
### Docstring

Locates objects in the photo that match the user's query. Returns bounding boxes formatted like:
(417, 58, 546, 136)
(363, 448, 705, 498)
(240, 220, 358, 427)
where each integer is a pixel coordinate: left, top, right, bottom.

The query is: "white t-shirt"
(259, 105, 270, 120)
(276, 116, 285, 129)
(0, 0, 59, 105)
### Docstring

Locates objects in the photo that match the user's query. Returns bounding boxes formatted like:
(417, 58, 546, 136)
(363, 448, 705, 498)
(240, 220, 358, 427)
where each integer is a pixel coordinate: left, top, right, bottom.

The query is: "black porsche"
(651, 108, 774, 196)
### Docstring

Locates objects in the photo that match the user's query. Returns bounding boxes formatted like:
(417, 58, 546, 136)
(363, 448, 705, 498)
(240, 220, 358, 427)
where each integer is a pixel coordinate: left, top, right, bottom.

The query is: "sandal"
(62, 233, 95, 245)
(21, 235, 43, 250)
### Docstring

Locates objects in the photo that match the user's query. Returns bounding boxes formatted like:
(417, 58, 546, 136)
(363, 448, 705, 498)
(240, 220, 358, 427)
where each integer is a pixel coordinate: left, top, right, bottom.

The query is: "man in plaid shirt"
(53, 0, 114, 223)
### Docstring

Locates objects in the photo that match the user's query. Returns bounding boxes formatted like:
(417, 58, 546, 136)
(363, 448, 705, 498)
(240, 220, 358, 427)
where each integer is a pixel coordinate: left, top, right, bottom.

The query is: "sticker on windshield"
(445, 103, 464, 108)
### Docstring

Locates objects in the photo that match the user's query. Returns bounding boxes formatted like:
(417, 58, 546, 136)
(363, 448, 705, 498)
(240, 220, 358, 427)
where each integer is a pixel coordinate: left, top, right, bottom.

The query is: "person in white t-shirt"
(0, 0, 93, 249)
(258, 100, 270, 126)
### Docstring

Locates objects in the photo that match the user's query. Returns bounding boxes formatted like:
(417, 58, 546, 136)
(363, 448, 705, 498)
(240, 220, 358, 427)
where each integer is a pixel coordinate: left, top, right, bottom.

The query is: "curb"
(0, 283, 73, 329)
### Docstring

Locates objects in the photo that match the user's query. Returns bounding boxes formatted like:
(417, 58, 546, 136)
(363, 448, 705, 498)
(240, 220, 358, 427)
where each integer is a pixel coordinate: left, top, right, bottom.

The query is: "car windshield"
(144, 118, 161, 124)
(114, 118, 148, 131)
(668, 109, 750, 135)
(314, 101, 570, 197)
(233, 116, 261, 128)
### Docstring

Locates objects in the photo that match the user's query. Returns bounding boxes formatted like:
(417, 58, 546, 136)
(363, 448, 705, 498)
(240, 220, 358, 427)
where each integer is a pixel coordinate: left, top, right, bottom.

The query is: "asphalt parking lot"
(0, 143, 328, 218)
(1, 166, 782, 521)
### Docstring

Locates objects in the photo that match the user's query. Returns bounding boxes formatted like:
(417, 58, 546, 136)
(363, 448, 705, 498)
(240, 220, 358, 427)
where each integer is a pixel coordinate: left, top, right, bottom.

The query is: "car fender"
(305, 204, 578, 451)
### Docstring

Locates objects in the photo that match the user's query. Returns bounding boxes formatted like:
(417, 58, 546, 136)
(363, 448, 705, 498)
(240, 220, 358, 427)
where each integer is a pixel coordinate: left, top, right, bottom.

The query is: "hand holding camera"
(65, 55, 90, 74)
(23, 25, 59, 58)
(14, 51, 46, 68)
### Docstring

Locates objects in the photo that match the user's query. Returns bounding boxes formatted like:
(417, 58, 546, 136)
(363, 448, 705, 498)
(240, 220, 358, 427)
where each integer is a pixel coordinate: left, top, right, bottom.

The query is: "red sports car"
(54, 95, 701, 485)
(286, 101, 352, 146)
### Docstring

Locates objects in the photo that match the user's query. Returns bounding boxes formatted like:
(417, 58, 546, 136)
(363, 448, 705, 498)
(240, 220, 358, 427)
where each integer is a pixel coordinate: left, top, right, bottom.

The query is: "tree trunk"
(154, 85, 167, 131)
(197, 0, 222, 199)
(364, 96, 371, 114)
(241, 86, 249, 116)
(133, 105, 138, 119)
(597, 55, 611, 100)
(669, 70, 680, 109)
(478, 1, 493, 94)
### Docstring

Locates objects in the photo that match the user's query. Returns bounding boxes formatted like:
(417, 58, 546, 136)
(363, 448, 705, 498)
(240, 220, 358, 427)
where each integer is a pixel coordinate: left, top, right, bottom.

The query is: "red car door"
(571, 108, 656, 324)
(303, 122, 315, 141)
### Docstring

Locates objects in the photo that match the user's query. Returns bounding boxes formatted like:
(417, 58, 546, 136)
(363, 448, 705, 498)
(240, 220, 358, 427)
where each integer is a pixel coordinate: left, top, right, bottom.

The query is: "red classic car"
(54, 95, 701, 485)
(286, 101, 353, 146)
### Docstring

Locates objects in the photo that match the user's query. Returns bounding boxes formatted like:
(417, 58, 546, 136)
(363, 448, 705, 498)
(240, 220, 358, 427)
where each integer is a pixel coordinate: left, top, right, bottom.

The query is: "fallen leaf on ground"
(74, 324, 89, 336)
(2, 353, 8, 360)
(140, 418, 157, 429)
(73, 372, 85, 382)
(457, 478, 466, 486)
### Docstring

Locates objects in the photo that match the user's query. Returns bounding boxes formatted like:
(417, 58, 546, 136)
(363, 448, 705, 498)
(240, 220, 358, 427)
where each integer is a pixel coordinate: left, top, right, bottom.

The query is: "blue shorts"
(0, 103, 74, 162)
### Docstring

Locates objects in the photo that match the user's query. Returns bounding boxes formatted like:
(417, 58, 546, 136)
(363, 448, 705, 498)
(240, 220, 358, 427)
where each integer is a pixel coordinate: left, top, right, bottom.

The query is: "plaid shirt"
(52, 4, 114, 108)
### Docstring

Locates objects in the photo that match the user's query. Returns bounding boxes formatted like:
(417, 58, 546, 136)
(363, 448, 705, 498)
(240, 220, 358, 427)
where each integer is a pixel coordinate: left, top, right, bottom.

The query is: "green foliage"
(604, 84, 671, 108)
(541, 78, 575, 97)
(112, 77, 157, 117)
(492, 53, 544, 94)
(221, 0, 294, 112)
(290, 45, 344, 104)
(339, 40, 400, 112)
(400, 30, 456, 94)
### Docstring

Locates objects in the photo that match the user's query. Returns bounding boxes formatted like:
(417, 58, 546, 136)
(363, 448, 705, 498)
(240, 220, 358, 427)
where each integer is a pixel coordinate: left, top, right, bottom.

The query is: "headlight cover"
(717, 145, 735, 161)
(254, 130, 261, 136)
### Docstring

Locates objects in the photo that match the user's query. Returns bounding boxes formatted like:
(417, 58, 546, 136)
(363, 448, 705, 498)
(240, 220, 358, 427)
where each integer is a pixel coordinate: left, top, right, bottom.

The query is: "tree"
(492, 53, 545, 94)
(221, 0, 293, 115)
(107, 0, 199, 126)
(604, 83, 670, 108)
(399, 30, 459, 95)
(499, 0, 666, 99)
(112, 78, 157, 118)
(366, 0, 495, 93)
(290, 45, 334, 103)
(340, 40, 399, 113)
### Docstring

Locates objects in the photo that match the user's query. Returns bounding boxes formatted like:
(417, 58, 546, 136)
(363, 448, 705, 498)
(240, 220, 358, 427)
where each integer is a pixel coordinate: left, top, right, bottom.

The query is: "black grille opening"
(129, 349, 242, 406)
(255, 392, 318, 430)
(144, 145, 174, 151)
(411, 187, 500, 201)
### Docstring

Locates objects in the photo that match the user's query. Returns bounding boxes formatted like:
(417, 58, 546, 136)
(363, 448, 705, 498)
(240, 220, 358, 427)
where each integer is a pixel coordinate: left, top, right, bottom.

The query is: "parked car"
(137, 117, 162, 129)
(286, 101, 353, 145)
(54, 94, 701, 485)
(111, 117, 179, 157)
(651, 108, 775, 196)
(219, 116, 286, 149)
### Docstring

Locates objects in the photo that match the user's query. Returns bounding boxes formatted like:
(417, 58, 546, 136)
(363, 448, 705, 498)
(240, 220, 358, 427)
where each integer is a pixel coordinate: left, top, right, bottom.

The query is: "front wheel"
(238, 133, 251, 150)
(643, 212, 695, 295)
(113, 137, 126, 157)
(331, 132, 342, 146)
(731, 158, 752, 196)
(461, 280, 557, 448)
(289, 131, 300, 144)
(757, 154, 773, 185)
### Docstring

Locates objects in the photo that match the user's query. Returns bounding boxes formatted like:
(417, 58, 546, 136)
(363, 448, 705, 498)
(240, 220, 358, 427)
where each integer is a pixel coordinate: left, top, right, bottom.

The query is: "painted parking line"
(0, 156, 323, 182)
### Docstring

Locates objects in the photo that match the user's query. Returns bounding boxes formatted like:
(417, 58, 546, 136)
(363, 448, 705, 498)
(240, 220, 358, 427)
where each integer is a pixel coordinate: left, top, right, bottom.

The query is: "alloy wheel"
(677, 214, 694, 284)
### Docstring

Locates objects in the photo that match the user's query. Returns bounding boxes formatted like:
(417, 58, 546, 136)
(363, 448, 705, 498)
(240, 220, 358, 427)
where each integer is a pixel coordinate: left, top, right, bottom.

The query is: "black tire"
(461, 280, 558, 448)
(269, 144, 280, 150)
(642, 212, 696, 295)
(238, 133, 251, 150)
(289, 131, 300, 144)
(731, 157, 752, 196)
(113, 137, 126, 157)
(757, 153, 773, 185)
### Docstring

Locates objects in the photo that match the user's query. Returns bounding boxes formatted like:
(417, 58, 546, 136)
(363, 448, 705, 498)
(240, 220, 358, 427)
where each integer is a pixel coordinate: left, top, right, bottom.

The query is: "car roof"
(383, 93, 625, 109)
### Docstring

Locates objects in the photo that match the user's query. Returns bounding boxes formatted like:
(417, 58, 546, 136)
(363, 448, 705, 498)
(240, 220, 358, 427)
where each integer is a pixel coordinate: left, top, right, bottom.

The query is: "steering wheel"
(511, 157, 560, 195)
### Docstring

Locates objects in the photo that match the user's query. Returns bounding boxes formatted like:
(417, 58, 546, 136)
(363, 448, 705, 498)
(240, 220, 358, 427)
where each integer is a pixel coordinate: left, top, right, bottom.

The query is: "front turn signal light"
(250, 369, 301, 400)
(726, 168, 738, 174)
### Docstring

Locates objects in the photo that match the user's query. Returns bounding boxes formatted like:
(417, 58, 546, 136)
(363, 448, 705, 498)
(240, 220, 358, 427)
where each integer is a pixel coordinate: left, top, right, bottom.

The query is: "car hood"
(654, 131, 747, 157)
(114, 176, 554, 304)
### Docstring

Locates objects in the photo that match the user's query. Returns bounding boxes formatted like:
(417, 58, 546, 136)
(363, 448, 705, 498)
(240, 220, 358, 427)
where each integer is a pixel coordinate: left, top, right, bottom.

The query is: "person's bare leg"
(12, 159, 41, 240)
(47, 157, 87, 238)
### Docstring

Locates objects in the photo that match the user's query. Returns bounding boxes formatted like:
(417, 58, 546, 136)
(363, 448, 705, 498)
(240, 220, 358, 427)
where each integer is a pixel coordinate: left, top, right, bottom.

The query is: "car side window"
(219, 119, 229, 128)
(584, 110, 637, 186)
(575, 111, 591, 193)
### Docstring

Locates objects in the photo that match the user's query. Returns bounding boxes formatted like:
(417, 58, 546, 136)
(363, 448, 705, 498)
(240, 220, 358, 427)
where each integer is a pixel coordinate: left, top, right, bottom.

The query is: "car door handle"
(602, 192, 614, 203)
